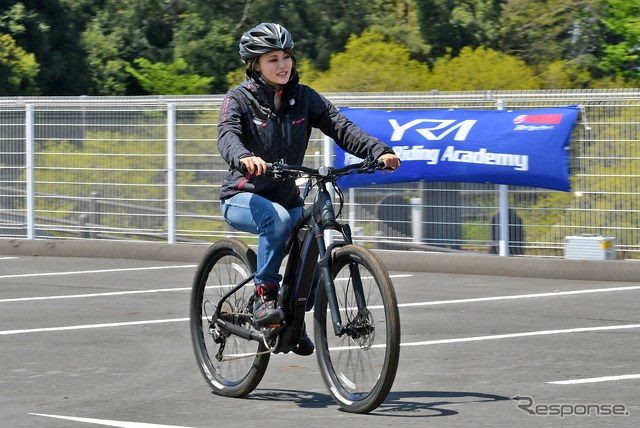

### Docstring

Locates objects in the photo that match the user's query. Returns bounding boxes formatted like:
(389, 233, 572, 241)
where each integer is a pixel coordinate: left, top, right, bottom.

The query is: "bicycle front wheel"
(314, 244, 401, 413)
(189, 239, 269, 398)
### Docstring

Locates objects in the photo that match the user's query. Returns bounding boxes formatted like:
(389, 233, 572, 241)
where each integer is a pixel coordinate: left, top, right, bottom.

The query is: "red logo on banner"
(513, 114, 563, 124)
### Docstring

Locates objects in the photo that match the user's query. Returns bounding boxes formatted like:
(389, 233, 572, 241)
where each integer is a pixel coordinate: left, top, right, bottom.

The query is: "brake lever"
(375, 159, 396, 172)
(365, 159, 390, 173)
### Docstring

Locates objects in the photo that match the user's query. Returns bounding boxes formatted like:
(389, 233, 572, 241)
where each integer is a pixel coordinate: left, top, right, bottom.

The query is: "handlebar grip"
(376, 159, 396, 171)
(238, 161, 274, 172)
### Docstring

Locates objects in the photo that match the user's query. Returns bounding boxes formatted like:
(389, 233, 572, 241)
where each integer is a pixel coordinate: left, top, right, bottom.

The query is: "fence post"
(167, 104, 177, 244)
(496, 99, 509, 256)
(411, 196, 422, 243)
(25, 104, 35, 239)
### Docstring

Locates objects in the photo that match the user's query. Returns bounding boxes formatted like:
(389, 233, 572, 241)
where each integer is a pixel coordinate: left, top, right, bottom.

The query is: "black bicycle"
(189, 158, 401, 413)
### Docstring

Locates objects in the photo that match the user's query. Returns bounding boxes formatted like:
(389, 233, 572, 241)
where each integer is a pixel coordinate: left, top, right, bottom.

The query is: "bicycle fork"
(315, 222, 369, 338)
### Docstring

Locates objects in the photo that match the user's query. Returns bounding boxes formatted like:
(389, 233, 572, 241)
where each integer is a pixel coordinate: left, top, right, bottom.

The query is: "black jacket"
(217, 72, 394, 209)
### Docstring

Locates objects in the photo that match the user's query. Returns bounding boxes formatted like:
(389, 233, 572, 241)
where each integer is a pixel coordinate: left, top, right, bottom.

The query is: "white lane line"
(331, 323, 640, 351)
(0, 287, 191, 303)
(0, 256, 19, 260)
(400, 323, 640, 347)
(30, 413, 194, 428)
(1, 318, 189, 335)
(0, 264, 197, 280)
(548, 374, 640, 385)
(398, 284, 640, 308)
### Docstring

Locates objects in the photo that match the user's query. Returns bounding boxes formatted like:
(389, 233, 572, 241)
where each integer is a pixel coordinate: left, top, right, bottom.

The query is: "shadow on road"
(375, 390, 511, 417)
(238, 389, 510, 417)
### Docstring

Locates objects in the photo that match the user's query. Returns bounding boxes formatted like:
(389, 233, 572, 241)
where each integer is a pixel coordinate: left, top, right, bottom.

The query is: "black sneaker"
(253, 283, 281, 326)
(292, 332, 314, 356)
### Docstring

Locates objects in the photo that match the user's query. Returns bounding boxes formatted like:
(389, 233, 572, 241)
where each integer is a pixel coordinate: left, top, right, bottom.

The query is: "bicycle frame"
(212, 171, 370, 353)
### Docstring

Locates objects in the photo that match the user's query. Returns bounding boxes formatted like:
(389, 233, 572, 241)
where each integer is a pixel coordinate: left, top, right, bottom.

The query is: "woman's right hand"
(239, 156, 268, 175)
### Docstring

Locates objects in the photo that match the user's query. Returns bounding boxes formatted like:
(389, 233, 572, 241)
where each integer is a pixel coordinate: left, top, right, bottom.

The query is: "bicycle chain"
(219, 336, 278, 361)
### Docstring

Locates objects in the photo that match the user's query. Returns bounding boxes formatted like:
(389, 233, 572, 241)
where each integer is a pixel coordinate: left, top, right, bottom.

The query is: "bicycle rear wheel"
(190, 239, 269, 397)
(313, 244, 401, 413)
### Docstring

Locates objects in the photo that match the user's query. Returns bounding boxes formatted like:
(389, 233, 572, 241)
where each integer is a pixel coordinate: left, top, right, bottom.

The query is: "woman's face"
(254, 50, 292, 89)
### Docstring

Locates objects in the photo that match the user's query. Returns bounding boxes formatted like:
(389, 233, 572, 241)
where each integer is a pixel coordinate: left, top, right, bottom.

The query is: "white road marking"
(1, 318, 188, 335)
(400, 324, 640, 347)
(0, 256, 19, 260)
(30, 413, 193, 428)
(0, 287, 191, 303)
(398, 284, 640, 308)
(0, 264, 197, 280)
(548, 373, 640, 385)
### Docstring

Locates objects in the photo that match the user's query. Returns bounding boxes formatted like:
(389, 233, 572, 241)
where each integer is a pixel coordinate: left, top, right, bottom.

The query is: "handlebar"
(240, 157, 393, 180)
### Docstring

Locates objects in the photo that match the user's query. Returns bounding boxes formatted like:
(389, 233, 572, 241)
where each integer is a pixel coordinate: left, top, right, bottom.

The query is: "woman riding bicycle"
(217, 22, 401, 356)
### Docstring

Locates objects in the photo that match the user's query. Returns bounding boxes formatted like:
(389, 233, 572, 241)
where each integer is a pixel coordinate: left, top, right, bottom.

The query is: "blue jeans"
(221, 193, 303, 285)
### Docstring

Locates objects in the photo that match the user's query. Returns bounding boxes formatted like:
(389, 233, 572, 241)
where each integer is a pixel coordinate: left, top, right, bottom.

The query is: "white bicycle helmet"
(239, 23, 294, 63)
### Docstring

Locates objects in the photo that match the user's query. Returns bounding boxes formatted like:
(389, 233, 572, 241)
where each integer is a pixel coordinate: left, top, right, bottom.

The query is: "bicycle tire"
(313, 244, 401, 413)
(190, 239, 270, 397)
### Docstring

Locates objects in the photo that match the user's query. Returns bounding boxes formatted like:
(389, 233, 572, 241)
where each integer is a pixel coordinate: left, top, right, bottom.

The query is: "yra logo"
(513, 114, 562, 124)
(389, 119, 477, 142)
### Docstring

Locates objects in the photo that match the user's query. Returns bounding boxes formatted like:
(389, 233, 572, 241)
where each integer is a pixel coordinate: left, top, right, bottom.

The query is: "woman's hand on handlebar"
(378, 153, 401, 173)
(239, 156, 268, 175)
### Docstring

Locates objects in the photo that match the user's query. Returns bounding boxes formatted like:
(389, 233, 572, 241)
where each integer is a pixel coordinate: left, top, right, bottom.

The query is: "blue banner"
(335, 106, 579, 191)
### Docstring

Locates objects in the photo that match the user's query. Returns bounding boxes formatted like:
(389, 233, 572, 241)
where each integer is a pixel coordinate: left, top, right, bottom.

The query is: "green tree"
(305, 30, 430, 92)
(125, 58, 214, 95)
(0, 33, 39, 94)
(367, 0, 432, 63)
(81, 0, 185, 95)
(423, 46, 541, 90)
(172, 13, 238, 94)
(539, 59, 592, 89)
(499, 0, 603, 73)
(414, 0, 505, 61)
(600, 0, 640, 78)
(0, 1, 95, 95)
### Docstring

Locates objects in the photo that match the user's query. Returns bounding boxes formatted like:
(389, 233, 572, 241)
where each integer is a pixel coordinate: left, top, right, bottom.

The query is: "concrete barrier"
(1, 238, 639, 282)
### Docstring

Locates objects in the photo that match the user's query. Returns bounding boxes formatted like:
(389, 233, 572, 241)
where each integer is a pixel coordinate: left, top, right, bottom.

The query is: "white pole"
(411, 197, 422, 243)
(167, 104, 177, 244)
(25, 105, 35, 239)
(497, 99, 509, 256)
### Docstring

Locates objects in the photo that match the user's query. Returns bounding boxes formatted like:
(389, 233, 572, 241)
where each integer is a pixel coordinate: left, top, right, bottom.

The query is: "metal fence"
(1, 89, 639, 259)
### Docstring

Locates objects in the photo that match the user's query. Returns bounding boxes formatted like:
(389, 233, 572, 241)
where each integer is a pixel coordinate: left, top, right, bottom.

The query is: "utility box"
(564, 234, 616, 260)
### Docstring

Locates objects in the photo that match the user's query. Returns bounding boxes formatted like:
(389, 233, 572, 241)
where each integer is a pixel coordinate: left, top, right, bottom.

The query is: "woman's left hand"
(378, 153, 401, 172)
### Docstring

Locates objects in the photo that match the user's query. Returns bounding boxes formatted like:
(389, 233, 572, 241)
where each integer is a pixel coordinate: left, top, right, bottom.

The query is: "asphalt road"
(1, 255, 638, 427)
